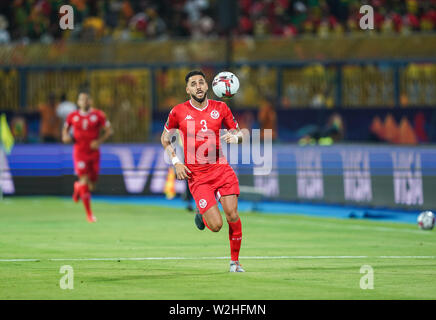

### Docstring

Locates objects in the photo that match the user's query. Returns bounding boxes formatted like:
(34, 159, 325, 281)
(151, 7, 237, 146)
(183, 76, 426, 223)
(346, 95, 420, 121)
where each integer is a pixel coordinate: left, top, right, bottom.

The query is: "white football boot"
(229, 261, 245, 272)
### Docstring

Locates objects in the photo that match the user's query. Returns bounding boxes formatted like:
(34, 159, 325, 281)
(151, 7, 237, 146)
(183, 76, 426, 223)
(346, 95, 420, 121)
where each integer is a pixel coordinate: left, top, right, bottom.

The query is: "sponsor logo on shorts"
(77, 161, 85, 169)
(210, 110, 219, 119)
(199, 199, 207, 209)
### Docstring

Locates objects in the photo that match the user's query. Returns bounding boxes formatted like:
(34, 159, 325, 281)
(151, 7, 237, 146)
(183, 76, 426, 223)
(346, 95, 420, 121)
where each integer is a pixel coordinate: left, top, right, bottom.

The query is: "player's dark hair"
(78, 90, 90, 97)
(185, 70, 206, 84)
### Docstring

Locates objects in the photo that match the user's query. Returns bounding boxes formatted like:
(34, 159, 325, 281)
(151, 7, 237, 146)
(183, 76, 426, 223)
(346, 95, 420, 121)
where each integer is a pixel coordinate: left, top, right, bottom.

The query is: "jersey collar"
(189, 99, 209, 111)
(78, 108, 93, 116)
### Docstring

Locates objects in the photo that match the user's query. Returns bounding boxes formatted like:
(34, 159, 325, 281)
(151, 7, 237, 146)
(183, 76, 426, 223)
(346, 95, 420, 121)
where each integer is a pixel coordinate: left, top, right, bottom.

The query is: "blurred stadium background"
(1, 0, 436, 300)
(1, 0, 436, 214)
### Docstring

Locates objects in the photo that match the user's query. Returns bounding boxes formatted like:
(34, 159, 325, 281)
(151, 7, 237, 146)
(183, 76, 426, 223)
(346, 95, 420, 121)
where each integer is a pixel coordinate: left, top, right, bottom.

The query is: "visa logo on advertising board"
(341, 151, 373, 202)
(391, 151, 423, 206)
(109, 147, 187, 194)
(296, 150, 324, 200)
(254, 155, 279, 197)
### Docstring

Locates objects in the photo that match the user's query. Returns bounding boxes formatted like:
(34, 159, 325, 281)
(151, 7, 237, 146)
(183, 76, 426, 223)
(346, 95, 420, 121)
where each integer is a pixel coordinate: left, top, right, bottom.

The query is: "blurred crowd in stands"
(36, 92, 76, 143)
(1, 0, 436, 145)
(1, 0, 436, 43)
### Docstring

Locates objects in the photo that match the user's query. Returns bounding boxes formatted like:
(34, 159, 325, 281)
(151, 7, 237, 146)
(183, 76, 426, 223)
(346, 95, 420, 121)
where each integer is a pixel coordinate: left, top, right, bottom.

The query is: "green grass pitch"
(0, 197, 435, 300)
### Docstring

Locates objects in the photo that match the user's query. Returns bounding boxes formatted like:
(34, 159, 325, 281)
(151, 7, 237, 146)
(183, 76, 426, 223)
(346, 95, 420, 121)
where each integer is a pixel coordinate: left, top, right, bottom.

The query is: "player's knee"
(211, 222, 222, 232)
(226, 209, 239, 222)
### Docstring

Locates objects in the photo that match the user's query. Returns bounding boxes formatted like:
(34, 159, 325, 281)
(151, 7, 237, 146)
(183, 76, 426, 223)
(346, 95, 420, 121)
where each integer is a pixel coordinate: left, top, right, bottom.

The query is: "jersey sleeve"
(98, 110, 110, 128)
(164, 107, 179, 132)
(64, 112, 73, 128)
(222, 103, 239, 130)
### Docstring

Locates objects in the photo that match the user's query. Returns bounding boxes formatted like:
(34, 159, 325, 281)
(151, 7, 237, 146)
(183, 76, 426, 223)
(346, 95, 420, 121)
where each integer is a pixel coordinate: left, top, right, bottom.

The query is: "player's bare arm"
(90, 123, 113, 150)
(61, 123, 72, 144)
(161, 129, 191, 180)
(220, 128, 243, 144)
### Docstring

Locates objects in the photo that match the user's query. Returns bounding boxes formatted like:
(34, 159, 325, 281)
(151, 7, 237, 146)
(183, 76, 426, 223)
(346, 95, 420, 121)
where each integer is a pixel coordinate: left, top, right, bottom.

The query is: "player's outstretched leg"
(220, 195, 244, 272)
(72, 181, 81, 203)
(77, 176, 97, 223)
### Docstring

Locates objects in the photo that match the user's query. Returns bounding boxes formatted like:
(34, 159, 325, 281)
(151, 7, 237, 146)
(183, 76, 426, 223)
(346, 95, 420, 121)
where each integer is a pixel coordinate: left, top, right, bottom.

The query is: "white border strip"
(1, 256, 435, 262)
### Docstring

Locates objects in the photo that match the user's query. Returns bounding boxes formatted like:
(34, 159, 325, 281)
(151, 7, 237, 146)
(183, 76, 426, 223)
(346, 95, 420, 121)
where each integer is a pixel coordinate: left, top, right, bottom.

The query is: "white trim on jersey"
(189, 99, 209, 111)
(79, 110, 90, 116)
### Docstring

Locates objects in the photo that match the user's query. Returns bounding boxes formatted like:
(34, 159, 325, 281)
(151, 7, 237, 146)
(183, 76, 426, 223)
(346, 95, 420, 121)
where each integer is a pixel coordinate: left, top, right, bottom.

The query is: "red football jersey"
(65, 108, 109, 154)
(164, 99, 239, 170)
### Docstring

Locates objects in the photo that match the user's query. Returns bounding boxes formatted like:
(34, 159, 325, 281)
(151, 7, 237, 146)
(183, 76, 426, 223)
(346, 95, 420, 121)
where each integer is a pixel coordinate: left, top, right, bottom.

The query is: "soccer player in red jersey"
(62, 91, 113, 223)
(161, 70, 245, 272)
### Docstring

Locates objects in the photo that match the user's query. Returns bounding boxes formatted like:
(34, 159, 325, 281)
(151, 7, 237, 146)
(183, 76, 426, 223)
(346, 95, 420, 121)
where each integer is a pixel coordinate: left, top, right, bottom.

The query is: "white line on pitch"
(377, 256, 436, 259)
(49, 257, 230, 261)
(1, 256, 435, 263)
(26, 256, 436, 261)
(0, 259, 41, 262)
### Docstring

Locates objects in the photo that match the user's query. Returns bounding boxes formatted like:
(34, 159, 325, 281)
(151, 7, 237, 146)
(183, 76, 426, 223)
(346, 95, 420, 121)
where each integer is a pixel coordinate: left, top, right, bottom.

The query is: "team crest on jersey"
(199, 199, 207, 209)
(90, 115, 98, 122)
(73, 115, 80, 122)
(210, 110, 220, 119)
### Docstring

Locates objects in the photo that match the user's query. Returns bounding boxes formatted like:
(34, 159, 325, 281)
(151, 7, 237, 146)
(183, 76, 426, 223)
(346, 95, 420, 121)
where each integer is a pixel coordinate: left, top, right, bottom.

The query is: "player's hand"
(90, 140, 100, 150)
(220, 131, 238, 144)
(62, 134, 72, 144)
(174, 163, 192, 180)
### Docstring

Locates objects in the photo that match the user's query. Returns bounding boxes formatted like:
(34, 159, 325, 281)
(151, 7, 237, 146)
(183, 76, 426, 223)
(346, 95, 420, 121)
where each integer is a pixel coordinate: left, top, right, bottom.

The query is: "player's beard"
(192, 90, 207, 103)
(80, 105, 91, 112)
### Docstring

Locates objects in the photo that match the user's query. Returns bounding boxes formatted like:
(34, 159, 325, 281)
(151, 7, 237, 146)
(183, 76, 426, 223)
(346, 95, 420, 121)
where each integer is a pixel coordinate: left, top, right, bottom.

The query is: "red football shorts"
(188, 164, 240, 214)
(73, 151, 100, 182)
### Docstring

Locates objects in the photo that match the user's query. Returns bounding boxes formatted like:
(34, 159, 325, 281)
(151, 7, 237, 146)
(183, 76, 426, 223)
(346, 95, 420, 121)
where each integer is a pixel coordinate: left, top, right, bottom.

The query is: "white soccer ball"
(212, 71, 240, 98)
(417, 211, 435, 230)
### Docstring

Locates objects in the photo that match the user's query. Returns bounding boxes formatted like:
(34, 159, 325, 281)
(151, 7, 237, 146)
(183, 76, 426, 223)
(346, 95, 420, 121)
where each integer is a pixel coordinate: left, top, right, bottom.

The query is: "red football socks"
(78, 184, 96, 223)
(228, 218, 242, 262)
